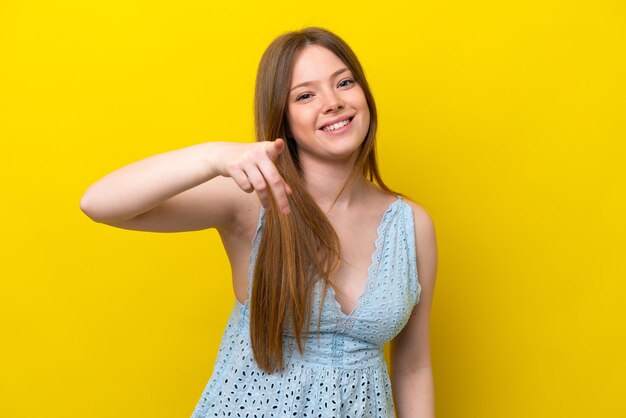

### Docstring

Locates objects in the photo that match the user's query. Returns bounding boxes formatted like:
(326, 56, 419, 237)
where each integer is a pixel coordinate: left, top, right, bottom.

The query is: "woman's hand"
(215, 138, 292, 214)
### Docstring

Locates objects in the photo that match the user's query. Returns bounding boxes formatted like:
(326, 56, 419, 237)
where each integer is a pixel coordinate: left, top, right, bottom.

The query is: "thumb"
(266, 137, 286, 159)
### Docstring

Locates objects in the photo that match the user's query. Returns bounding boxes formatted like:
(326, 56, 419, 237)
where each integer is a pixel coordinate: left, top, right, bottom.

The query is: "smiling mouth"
(320, 117, 354, 132)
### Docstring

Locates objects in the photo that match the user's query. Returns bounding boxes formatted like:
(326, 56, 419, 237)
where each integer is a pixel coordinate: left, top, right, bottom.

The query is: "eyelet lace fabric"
(191, 195, 421, 418)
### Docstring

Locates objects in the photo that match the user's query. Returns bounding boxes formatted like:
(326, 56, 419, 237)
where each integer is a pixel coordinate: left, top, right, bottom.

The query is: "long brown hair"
(251, 27, 394, 373)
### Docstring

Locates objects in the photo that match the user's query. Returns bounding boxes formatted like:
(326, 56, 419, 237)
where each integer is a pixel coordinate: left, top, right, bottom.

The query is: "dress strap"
(246, 206, 266, 299)
(400, 197, 421, 306)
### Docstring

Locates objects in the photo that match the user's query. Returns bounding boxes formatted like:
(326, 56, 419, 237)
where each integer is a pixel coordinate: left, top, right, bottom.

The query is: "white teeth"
(322, 118, 350, 131)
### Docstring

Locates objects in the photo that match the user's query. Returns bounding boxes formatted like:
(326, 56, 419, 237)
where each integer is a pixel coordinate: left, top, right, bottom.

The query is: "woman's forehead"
(290, 45, 349, 86)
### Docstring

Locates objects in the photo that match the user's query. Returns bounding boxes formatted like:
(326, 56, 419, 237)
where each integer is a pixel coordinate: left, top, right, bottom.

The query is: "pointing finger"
(243, 165, 271, 209)
(258, 159, 290, 214)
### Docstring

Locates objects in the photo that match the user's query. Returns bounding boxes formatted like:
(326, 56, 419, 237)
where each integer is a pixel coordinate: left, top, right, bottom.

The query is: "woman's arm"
(391, 201, 438, 418)
(79, 139, 291, 232)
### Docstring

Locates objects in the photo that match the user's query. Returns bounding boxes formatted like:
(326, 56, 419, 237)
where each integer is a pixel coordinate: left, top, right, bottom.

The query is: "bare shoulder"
(403, 198, 436, 241)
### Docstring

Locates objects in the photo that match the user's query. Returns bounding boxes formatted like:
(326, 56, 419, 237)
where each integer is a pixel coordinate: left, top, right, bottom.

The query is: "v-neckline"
(327, 195, 402, 320)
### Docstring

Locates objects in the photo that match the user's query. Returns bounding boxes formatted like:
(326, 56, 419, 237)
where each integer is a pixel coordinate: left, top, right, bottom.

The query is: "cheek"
(358, 102, 371, 126)
(355, 94, 370, 125)
(287, 109, 315, 135)
(347, 88, 369, 113)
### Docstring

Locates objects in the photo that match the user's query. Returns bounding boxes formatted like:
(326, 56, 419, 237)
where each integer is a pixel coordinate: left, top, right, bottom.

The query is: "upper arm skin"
(391, 201, 438, 373)
(98, 175, 253, 234)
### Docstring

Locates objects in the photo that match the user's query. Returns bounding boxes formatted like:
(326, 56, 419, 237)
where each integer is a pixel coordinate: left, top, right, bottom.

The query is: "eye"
(338, 79, 354, 88)
(296, 93, 314, 102)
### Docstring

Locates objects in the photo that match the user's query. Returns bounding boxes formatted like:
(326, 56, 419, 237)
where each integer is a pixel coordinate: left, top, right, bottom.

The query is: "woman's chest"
(327, 217, 382, 316)
(312, 205, 417, 343)
(300, 255, 416, 345)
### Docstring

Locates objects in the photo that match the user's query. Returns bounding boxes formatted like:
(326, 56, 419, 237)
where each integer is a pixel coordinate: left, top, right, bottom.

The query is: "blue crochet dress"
(191, 195, 421, 417)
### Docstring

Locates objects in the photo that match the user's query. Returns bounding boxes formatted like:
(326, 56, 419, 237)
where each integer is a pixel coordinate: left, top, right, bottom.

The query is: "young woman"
(81, 27, 437, 418)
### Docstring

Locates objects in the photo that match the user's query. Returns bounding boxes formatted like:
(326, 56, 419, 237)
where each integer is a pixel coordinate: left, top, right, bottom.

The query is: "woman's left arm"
(391, 202, 438, 418)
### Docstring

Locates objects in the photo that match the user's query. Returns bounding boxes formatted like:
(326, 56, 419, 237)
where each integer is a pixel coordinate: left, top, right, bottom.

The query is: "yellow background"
(1, 1, 624, 417)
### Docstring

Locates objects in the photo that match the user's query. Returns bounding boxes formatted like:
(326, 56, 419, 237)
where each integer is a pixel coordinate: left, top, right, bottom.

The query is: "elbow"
(79, 190, 110, 223)
(79, 190, 139, 225)
(79, 193, 101, 223)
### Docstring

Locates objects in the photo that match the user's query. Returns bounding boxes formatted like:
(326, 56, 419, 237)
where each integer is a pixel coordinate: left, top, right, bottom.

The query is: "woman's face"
(286, 45, 370, 165)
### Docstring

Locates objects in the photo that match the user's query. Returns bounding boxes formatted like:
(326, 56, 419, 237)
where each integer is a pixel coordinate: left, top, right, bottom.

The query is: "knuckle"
(250, 146, 264, 158)
(267, 174, 282, 186)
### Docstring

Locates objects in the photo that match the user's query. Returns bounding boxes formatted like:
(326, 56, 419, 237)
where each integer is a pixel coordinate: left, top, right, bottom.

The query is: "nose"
(322, 90, 344, 114)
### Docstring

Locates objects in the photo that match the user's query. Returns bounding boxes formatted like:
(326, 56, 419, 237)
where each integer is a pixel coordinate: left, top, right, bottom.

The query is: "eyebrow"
(290, 67, 350, 92)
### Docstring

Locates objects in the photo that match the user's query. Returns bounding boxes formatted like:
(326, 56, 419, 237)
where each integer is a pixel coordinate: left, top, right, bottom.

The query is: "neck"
(300, 155, 370, 213)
